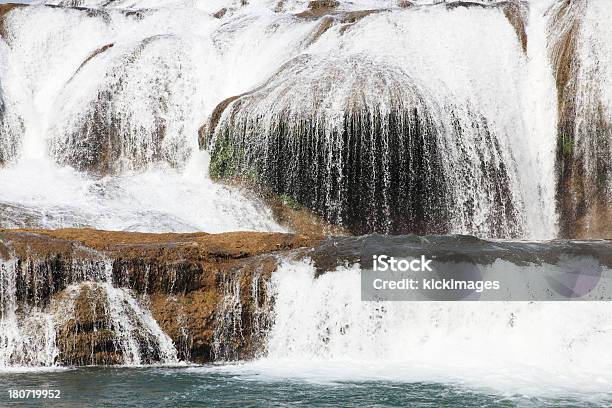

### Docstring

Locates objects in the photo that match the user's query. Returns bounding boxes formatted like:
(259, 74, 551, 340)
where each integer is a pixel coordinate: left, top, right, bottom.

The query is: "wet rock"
(0, 228, 321, 364)
(48, 32, 196, 175)
(0, 3, 25, 40)
(53, 284, 124, 366)
(499, 1, 527, 52)
(202, 55, 523, 237)
(213, 8, 227, 18)
(547, 0, 611, 238)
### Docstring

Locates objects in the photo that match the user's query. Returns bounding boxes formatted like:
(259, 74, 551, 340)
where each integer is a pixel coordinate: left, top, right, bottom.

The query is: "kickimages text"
(371, 255, 501, 293)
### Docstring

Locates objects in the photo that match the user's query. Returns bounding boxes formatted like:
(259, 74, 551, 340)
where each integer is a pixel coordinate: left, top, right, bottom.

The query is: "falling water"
(1, 0, 601, 238)
(0, 253, 178, 367)
(546, 0, 611, 237)
(0, 260, 58, 367)
(212, 263, 275, 361)
(0, 0, 610, 389)
(204, 1, 560, 238)
(244, 256, 612, 398)
(0, 3, 296, 232)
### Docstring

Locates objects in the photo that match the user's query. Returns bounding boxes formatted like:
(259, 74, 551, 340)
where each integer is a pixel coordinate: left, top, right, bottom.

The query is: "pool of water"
(0, 366, 608, 407)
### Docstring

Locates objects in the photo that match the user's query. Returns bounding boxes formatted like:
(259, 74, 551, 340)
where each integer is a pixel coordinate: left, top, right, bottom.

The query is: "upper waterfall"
(0, 0, 609, 238)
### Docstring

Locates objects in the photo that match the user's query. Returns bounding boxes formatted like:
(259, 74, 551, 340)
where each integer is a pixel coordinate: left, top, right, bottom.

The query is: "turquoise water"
(0, 367, 607, 407)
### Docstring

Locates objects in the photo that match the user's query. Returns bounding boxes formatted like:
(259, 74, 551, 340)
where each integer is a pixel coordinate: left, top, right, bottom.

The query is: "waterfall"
(0, 260, 58, 367)
(0, 32, 23, 165)
(0, 0, 609, 238)
(207, 52, 526, 237)
(56, 280, 178, 366)
(256, 257, 612, 395)
(212, 261, 275, 361)
(0, 3, 289, 233)
(0, 253, 178, 367)
(546, 0, 611, 238)
(203, 1, 554, 238)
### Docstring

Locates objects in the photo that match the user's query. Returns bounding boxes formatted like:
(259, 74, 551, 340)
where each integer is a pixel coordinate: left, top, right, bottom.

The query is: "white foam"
(214, 259, 612, 399)
(0, 154, 283, 232)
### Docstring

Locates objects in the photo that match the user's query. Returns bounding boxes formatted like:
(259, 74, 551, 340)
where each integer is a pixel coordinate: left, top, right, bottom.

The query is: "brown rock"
(0, 228, 322, 364)
(0, 3, 25, 40)
(397, 0, 414, 8)
(547, 0, 611, 239)
(213, 8, 227, 19)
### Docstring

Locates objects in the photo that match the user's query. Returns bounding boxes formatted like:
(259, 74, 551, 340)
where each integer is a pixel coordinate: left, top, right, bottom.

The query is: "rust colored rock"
(54, 284, 124, 366)
(547, 0, 611, 239)
(500, 1, 527, 52)
(308, 0, 339, 11)
(397, 0, 414, 8)
(0, 228, 321, 364)
(0, 3, 25, 40)
(213, 8, 227, 19)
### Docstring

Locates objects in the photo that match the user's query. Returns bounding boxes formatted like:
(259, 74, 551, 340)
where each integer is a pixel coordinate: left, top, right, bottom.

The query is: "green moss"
(210, 137, 238, 180)
(209, 136, 262, 184)
(279, 194, 301, 210)
(245, 169, 261, 184)
(561, 133, 573, 156)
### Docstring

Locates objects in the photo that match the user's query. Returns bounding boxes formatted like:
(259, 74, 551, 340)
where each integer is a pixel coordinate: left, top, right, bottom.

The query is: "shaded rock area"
(202, 55, 523, 237)
(308, 234, 612, 277)
(547, 0, 611, 239)
(0, 228, 320, 365)
(49, 34, 193, 175)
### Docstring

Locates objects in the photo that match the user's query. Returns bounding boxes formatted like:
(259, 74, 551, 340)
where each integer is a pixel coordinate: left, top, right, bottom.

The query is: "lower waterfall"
(212, 257, 612, 398)
(0, 261, 57, 367)
(0, 257, 179, 367)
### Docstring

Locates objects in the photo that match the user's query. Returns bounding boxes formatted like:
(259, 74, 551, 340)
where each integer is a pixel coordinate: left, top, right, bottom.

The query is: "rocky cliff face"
(204, 53, 524, 237)
(547, 0, 611, 239)
(0, 228, 319, 365)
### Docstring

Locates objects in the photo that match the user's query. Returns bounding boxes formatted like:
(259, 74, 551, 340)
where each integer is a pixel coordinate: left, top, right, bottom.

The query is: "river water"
(1, 365, 609, 407)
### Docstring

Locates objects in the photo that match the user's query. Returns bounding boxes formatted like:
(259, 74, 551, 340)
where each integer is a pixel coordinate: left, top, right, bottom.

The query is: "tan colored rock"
(0, 228, 322, 364)
(0, 3, 25, 40)
(547, 0, 611, 239)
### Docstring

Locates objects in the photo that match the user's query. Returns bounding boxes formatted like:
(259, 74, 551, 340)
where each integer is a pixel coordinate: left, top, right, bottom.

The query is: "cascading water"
(0, 248, 179, 367)
(1, 0, 607, 238)
(207, 51, 526, 237)
(55, 279, 179, 366)
(0, 2, 296, 232)
(212, 255, 612, 398)
(0, 32, 23, 166)
(212, 261, 276, 361)
(546, 0, 611, 238)
(0, 260, 58, 367)
(203, 0, 564, 238)
(0, 1, 610, 402)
